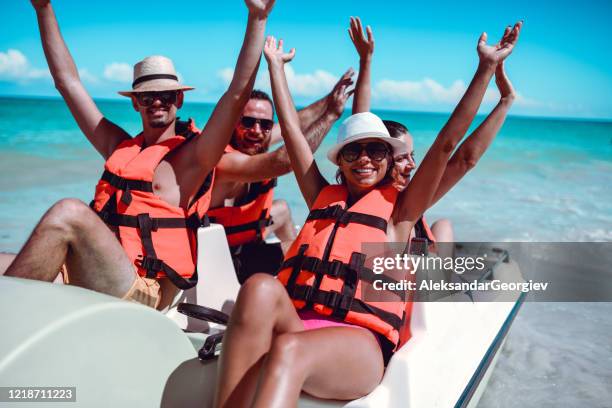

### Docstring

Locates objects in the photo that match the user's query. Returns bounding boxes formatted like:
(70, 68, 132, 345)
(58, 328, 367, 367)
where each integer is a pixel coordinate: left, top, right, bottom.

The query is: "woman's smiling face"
(337, 138, 393, 190)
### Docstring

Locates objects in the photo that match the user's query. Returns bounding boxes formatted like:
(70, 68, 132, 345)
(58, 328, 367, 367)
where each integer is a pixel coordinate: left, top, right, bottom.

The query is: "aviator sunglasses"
(135, 91, 178, 107)
(340, 142, 390, 163)
(240, 116, 274, 132)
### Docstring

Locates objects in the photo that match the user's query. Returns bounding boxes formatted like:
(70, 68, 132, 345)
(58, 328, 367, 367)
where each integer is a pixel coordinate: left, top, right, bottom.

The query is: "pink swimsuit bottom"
(298, 309, 392, 365)
(298, 309, 357, 330)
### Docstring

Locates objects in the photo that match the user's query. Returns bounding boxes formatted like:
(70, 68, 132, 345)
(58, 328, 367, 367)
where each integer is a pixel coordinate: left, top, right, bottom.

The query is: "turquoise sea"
(1, 96, 611, 406)
(1, 96, 611, 250)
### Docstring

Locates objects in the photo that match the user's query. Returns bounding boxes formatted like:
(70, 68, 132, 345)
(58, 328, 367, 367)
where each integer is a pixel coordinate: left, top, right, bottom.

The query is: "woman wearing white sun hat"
(214, 21, 521, 407)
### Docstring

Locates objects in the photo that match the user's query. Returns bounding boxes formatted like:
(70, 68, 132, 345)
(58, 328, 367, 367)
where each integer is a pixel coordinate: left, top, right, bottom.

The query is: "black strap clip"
(138, 256, 164, 273)
(327, 260, 343, 278)
(137, 213, 158, 232)
(308, 257, 322, 274)
(325, 291, 340, 309)
(293, 285, 312, 301)
(121, 187, 133, 206)
(337, 210, 353, 226)
(325, 205, 344, 220)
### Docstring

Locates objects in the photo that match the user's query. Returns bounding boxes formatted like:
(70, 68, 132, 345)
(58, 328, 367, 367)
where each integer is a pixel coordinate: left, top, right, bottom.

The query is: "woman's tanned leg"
(252, 327, 384, 408)
(214, 273, 304, 408)
(5, 198, 136, 298)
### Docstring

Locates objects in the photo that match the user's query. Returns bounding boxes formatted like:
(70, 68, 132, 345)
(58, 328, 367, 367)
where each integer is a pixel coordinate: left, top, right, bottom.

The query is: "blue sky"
(1, 0, 611, 119)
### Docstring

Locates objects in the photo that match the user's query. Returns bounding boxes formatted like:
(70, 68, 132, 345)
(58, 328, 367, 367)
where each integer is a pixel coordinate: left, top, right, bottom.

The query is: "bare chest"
(210, 180, 249, 208)
(151, 157, 205, 209)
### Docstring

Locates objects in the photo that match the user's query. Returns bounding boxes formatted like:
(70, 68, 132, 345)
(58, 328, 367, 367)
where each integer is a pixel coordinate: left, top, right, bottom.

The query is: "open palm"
(477, 21, 522, 66)
(263, 36, 296, 66)
(348, 17, 374, 59)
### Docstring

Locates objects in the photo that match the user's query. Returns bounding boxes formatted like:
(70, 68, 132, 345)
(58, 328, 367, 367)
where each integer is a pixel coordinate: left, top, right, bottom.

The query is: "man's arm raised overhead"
(31, 0, 129, 159)
(192, 0, 275, 176)
(216, 69, 353, 183)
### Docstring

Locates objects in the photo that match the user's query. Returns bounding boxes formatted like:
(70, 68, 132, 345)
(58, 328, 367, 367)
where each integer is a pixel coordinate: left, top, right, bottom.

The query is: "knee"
(233, 273, 286, 325)
(267, 333, 304, 374)
(432, 218, 454, 241)
(272, 199, 291, 222)
(44, 198, 92, 231)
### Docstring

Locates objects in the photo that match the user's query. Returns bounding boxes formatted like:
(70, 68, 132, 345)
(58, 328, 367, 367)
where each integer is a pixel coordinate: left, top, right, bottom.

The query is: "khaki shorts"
(60, 265, 162, 309)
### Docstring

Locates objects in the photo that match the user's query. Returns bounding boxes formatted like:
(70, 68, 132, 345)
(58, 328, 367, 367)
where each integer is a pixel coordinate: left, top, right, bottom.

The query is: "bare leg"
(5, 198, 136, 298)
(214, 273, 304, 408)
(431, 218, 455, 259)
(252, 327, 385, 408)
(266, 199, 297, 245)
(0, 253, 16, 275)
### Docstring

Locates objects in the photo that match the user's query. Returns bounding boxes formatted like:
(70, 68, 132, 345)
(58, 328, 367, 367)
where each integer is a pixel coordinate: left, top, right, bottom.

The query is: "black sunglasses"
(135, 91, 178, 107)
(340, 142, 390, 163)
(240, 116, 274, 132)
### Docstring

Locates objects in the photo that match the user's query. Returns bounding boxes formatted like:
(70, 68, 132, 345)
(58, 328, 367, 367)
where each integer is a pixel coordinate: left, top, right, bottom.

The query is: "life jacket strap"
(290, 285, 403, 331)
(96, 211, 205, 230)
(101, 170, 154, 192)
(306, 205, 388, 232)
(137, 255, 198, 290)
(280, 254, 405, 301)
(212, 210, 272, 238)
(234, 178, 278, 206)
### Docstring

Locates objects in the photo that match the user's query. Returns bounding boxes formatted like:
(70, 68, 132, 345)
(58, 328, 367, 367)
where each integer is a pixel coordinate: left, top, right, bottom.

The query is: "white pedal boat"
(0, 224, 525, 407)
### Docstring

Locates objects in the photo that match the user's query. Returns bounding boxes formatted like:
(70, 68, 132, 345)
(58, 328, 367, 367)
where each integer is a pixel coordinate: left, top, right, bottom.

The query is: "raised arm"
(349, 17, 374, 114)
(264, 37, 328, 208)
(31, 0, 129, 159)
(394, 22, 522, 225)
(268, 68, 354, 145)
(193, 0, 274, 175)
(216, 73, 352, 182)
(429, 59, 516, 205)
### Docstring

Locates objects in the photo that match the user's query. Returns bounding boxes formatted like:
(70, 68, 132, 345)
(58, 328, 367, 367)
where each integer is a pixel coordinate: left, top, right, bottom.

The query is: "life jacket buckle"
(137, 213, 158, 232)
(324, 291, 340, 309)
(337, 211, 352, 226)
(293, 284, 312, 301)
(138, 256, 164, 273)
(327, 260, 343, 278)
(308, 257, 321, 274)
(325, 205, 343, 220)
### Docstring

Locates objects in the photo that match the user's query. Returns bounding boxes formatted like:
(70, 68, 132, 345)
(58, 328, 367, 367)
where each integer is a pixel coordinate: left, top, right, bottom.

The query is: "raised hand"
(31, 0, 50, 10)
(263, 36, 296, 67)
(326, 68, 355, 117)
(495, 61, 515, 101)
(244, 0, 276, 17)
(477, 21, 522, 67)
(348, 16, 374, 60)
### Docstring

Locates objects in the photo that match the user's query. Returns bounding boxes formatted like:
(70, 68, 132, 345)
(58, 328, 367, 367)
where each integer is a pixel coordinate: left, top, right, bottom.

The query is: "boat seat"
(164, 223, 241, 337)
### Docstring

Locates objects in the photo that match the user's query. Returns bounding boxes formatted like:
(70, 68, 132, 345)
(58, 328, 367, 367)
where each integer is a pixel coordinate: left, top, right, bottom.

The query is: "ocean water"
(1, 96, 611, 405)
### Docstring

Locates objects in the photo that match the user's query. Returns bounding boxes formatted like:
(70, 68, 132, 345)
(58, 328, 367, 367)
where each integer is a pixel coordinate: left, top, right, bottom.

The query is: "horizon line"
(1, 93, 611, 124)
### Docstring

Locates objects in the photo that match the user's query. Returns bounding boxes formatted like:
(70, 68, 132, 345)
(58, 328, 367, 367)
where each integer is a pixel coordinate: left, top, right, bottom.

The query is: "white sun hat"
(118, 55, 194, 96)
(326, 112, 407, 164)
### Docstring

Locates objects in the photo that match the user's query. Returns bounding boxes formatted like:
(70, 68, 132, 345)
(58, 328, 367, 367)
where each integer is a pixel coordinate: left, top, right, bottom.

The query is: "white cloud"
(218, 65, 338, 98)
(103, 62, 132, 83)
(217, 68, 234, 85)
(375, 76, 540, 109)
(78, 68, 99, 84)
(374, 78, 466, 104)
(0, 49, 49, 82)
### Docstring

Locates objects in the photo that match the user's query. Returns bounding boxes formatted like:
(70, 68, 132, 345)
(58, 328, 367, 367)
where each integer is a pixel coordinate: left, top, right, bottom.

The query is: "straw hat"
(327, 112, 407, 164)
(118, 55, 194, 96)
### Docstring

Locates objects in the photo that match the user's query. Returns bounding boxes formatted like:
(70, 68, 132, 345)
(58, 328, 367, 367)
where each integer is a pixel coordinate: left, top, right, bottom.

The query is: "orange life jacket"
(277, 184, 408, 350)
(208, 145, 276, 247)
(91, 132, 214, 289)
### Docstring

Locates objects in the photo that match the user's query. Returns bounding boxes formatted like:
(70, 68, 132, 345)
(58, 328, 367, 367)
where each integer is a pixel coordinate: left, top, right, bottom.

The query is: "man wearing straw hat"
(4, 0, 276, 310)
